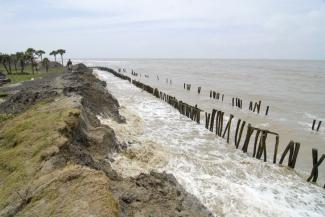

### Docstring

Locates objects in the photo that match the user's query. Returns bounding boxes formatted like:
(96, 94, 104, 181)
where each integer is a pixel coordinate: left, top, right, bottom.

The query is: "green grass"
(0, 65, 64, 84)
(7, 73, 44, 83)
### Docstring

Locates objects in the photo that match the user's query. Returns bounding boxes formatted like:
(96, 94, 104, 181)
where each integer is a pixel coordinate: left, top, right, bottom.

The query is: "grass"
(0, 100, 80, 209)
(0, 99, 119, 216)
(0, 64, 64, 84)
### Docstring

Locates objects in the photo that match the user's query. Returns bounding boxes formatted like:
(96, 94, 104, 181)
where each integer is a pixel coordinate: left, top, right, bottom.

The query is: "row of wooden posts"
(209, 90, 224, 101)
(97, 67, 324, 187)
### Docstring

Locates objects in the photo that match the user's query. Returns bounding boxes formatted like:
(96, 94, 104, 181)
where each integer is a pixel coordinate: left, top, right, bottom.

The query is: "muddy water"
(77, 58, 325, 182)
(94, 69, 325, 217)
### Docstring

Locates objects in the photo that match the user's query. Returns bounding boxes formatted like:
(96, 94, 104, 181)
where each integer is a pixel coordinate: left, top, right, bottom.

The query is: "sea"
(74, 58, 325, 216)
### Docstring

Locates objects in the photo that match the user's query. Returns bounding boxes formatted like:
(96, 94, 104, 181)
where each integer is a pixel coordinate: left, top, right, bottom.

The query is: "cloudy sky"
(1, 0, 325, 59)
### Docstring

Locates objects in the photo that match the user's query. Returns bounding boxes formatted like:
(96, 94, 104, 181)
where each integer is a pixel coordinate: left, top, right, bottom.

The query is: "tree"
(57, 49, 66, 67)
(50, 50, 58, 63)
(0, 53, 12, 74)
(36, 50, 45, 61)
(42, 58, 50, 72)
(10, 54, 18, 73)
(25, 48, 35, 74)
(16, 52, 26, 73)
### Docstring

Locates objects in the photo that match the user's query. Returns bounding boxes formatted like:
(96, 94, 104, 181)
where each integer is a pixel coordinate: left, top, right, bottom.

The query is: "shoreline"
(0, 64, 212, 216)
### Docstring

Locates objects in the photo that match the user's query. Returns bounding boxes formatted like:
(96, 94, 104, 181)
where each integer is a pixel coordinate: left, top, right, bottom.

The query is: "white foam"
(95, 69, 325, 217)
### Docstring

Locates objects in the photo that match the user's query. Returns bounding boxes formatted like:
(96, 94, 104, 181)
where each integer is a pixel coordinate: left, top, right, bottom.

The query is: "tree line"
(0, 48, 66, 74)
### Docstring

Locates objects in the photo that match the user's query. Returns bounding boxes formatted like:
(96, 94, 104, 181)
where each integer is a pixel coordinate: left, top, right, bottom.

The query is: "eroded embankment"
(0, 64, 212, 217)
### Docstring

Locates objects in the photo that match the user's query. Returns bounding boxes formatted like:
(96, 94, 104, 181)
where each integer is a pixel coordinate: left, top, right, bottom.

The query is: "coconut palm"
(36, 50, 45, 61)
(50, 50, 58, 63)
(42, 58, 50, 72)
(57, 49, 66, 67)
(25, 48, 35, 74)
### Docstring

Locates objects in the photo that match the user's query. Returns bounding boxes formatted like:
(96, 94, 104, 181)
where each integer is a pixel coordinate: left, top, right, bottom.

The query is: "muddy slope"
(0, 64, 212, 217)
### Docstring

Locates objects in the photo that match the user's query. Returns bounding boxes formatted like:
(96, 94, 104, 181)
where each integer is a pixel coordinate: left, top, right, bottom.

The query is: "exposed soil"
(0, 64, 212, 217)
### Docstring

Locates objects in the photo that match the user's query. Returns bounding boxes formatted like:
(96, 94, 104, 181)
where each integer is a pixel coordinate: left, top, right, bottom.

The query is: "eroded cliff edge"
(0, 64, 212, 217)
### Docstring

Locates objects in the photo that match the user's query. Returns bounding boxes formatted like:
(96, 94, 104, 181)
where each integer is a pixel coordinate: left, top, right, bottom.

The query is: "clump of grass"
(0, 114, 14, 123)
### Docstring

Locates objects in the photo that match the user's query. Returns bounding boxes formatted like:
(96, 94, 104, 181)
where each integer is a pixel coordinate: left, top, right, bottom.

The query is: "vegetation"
(49, 50, 58, 62)
(0, 48, 68, 84)
(57, 49, 66, 67)
(42, 58, 49, 72)
(0, 100, 119, 216)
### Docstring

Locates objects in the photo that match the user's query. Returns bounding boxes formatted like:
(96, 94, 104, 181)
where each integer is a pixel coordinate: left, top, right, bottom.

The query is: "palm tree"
(42, 58, 50, 72)
(36, 50, 45, 61)
(25, 48, 35, 74)
(57, 49, 66, 67)
(50, 50, 58, 63)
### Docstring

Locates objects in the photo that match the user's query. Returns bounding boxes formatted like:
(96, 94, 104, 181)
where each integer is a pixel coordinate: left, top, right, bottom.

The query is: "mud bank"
(0, 64, 212, 217)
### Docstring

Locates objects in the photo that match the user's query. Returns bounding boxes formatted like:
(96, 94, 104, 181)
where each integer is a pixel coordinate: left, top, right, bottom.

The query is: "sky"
(0, 0, 325, 59)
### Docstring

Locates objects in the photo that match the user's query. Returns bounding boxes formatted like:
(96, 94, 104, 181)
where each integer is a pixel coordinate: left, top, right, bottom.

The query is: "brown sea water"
(75, 58, 325, 216)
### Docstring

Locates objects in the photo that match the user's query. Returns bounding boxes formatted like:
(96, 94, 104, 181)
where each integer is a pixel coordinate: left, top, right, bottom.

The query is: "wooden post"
(215, 111, 224, 137)
(307, 149, 325, 183)
(317, 121, 322, 132)
(196, 108, 201, 124)
(265, 106, 270, 116)
(235, 119, 246, 149)
(279, 141, 300, 169)
(249, 101, 253, 111)
(253, 102, 257, 112)
(257, 100, 261, 114)
(242, 124, 254, 153)
(210, 109, 217, 132)
(273, 135, 279, 164)
(255, 131, 267, 162)
(205, 112, 211, 129)
(312, 120, 316, 130)
(253, 130, 260, 157)
(210, 90, 212, 98)
(222, 94, 224, 101)
(232, 98, 234, 107)
(222, 114, 234, 143)
(198, 87, 201, 94)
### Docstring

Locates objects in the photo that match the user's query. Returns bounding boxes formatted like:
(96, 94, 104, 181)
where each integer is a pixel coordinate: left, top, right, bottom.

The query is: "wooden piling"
(222, 114, 234, 143)
(273, 135, 279, 164)
(256, 131, 267, 162)
(242, 124, 254, 153)
(317, 121, 322, 132)
(210, 109, 217, 132)
(265, 106, 270, 116)
(307, 149, 325, 183)
(252, 130, 260, 157)
(279, 141, 300, 169)
(257, 100, 261, 114)
(312, 120, 316, 130)
(205, 112, 211, 129)
(235, 119, 246, 149)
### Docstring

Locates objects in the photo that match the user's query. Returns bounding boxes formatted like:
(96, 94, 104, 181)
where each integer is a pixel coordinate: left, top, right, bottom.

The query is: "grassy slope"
(0, 98, 119, 216)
